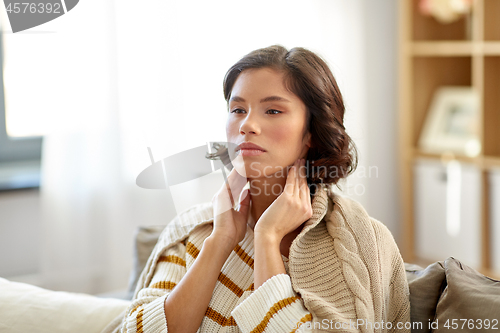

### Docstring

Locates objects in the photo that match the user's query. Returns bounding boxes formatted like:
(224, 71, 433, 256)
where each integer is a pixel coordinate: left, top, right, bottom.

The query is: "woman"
(106, 45, 410, 333)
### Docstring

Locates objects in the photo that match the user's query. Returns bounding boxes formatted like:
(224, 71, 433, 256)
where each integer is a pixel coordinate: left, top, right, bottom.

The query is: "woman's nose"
(239, 113, 260, 135)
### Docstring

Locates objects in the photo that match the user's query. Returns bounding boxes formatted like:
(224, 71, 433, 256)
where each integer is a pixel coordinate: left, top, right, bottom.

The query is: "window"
(0, 32, 42, 190)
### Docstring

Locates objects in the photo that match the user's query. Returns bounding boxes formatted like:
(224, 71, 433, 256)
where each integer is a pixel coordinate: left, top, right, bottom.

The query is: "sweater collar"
(303, 184, 331, 230)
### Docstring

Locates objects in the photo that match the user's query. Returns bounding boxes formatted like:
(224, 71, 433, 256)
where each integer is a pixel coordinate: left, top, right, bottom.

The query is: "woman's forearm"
(253, 233, 287, 289)
(164, 234, 234, 333)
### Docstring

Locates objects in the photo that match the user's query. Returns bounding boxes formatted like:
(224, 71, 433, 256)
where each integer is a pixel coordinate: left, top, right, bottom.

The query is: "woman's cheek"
(226, 118, 239, 136)
(269, 127, 291, 155)
(269, 126, 296, 143)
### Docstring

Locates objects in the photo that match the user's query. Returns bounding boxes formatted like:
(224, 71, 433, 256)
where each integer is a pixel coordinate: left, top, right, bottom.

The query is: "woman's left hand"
(253, 158, 313, 242)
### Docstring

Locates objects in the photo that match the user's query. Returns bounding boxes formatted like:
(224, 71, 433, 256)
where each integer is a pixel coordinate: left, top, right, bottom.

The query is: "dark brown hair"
(209, 45, 358, 189)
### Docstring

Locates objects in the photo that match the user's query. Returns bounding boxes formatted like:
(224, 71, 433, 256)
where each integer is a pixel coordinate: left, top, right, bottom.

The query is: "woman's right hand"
(163, 168, 250, 333)
(211, 168, 251, 250)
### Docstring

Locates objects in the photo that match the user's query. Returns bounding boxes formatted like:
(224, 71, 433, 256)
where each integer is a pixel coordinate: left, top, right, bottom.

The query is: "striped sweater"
(102, 185, 410, 333)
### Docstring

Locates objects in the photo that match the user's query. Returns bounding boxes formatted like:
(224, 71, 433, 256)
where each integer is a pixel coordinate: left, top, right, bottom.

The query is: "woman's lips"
(236, 142, 266, 156)
(238, 149, 265, 156)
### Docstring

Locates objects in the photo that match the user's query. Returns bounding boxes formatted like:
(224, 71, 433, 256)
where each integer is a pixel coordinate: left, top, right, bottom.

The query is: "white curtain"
(4, 0, 369, 294)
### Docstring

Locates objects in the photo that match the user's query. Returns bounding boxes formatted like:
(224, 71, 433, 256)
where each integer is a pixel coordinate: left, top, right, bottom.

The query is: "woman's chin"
(230, 159, 248, 178)
(231, 163, 260, 180)
(232, 164, 262, 179)
(230, 155, 289, 180)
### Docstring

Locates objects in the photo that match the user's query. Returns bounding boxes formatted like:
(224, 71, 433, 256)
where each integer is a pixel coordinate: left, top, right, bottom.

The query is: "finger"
(299, 159, 308, 198)
(294, 159, 301, 197)
(225, 168, 248, 206)
(226, 167, 246, 190)
(220, 167, 234, 208)
(284, 159, 297, 196)
(237, 189, 251, 217)
(301, 180, 311, 206)
(301, 159, 307, 179)
(216, 168, 245, 215)
(305, 174, 311, 196)
(289, 159, 300, 196)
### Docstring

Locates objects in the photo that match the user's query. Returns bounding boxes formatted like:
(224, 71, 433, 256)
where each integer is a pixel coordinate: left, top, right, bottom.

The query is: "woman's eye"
(230, 108, 281, 114)
(267, 109, 282, 115)
(230, 108, 246, 114)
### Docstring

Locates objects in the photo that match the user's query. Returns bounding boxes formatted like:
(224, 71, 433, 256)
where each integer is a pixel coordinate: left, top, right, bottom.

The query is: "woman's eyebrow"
(229, 95, 291, 103)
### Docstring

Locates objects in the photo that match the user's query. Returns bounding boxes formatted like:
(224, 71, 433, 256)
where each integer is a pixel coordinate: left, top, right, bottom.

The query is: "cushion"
(127, 225, 165, 297)
(405, 261, 447, 333)
(0, 277, 130, 333)
(433, 258, 500, 332)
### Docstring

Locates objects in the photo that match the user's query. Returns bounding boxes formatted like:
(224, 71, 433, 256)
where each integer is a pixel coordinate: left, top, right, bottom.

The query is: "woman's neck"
(247, 175, 287, 230)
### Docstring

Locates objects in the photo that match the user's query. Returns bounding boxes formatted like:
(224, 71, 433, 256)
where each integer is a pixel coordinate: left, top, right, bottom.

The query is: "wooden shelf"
(411, 0, 472, 41)
(483, 42, 500, 54)
(410, 41, 500, 56)
(399, 0, 500, 277)
(484, 56, 500, 157)
(412, 57, 472, 147)
(413, 150, 500, 170)
(411, 41, 473, 56)
(484, 156, 500, 169)
(413, 149, 481, 165)
(484, 0, 500, 41)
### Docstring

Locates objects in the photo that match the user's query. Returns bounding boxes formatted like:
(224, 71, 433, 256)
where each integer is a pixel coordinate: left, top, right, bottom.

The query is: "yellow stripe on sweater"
(186, 242, 200, 259)
(158, 255, 186, 267)
(205, 306, 237, 326)
(250, 296, 300, 333)
(217, 272, 244, 297)
(290, 313, 312, 333)
(234, 244, 254, 269)
(150, 281, 177, 290)
(130, 304, 142, 315)
(186, 241, 253, 270)
(136, 308, 144, 333)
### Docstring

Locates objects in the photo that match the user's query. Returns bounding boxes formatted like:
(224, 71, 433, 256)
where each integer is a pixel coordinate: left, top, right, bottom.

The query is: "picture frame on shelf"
(418, 86, 481, 157)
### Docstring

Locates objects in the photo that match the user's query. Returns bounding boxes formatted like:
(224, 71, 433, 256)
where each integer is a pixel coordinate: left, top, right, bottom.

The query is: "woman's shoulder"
(169, 202, 214, 228)
(323, 189, 406, 283)
(156, 202, 215, 250)
(324, 188, 398, 246)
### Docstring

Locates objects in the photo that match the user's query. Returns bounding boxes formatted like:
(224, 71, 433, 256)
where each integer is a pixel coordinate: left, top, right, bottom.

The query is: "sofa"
(1, 225, 499, 333)
(404, 259, 500, 332)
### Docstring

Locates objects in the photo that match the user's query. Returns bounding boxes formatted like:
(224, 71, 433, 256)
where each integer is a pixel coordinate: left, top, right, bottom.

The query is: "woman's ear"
(305, 131, 312, 148)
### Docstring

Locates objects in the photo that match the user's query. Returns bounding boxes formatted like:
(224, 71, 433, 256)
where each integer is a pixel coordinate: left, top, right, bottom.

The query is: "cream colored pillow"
(0, 277, 130, 333)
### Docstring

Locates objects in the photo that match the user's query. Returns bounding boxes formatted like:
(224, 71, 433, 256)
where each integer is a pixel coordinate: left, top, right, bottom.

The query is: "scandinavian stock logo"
(136, 143, 236, 190)
(3, 0, 79, 33)
(136, 143, 238, 219)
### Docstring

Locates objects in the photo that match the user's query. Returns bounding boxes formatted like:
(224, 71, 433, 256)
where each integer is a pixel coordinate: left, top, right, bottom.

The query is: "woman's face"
(226, 67, 311, 181)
